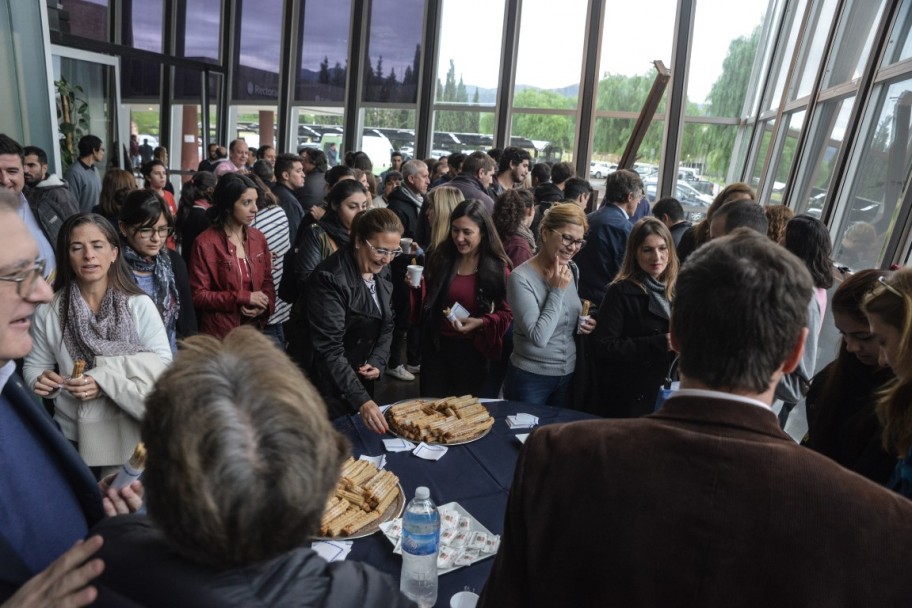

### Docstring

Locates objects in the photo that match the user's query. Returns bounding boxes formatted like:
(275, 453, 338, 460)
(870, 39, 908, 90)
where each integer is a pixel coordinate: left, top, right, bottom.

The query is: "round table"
(330, 399, 597, 606)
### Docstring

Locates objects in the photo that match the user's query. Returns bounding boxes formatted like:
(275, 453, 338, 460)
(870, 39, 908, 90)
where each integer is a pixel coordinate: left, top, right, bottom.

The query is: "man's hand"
(2, 536, 104, 608)
(98, 477, 144, 517)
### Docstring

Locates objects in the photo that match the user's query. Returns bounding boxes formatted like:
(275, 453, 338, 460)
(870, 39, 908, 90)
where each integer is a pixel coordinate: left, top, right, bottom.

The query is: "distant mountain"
(458, 83, 580, 105)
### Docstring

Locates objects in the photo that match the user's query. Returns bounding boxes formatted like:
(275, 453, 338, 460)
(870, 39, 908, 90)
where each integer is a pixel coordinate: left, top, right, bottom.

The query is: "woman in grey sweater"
(504, 203, 596, 406)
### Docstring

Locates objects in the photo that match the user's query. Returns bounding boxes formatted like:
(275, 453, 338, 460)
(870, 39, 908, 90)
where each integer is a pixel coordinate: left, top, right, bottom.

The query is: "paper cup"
(450, 591, 479, 608)
(407, 264, 424, 287)
(400, 237, 413, 253)
(577, 314, 591, 334)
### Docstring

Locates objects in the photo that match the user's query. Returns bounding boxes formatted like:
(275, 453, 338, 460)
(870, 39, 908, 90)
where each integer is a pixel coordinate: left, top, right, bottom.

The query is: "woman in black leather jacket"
(306, 208, 404, 431)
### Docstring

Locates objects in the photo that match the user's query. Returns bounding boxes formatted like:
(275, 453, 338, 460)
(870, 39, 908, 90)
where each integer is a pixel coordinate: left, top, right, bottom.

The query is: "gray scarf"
(61, 284, 150, 370)
(643, 275, 670, 320)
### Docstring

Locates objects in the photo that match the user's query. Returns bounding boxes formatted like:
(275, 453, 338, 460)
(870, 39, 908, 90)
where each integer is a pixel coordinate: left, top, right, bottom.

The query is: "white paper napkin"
(383, 437, 417, 453)
(358, 454, 387, 469)
(515, 433, 529, 444)
(311, 540, 353, 562)
(413, 442, 449, 461)
(506, 413, 538, 429)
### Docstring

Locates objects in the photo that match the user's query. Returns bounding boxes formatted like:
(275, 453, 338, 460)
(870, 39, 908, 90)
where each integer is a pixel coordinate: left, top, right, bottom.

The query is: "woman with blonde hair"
(862, 268, 912, 498)
(676, 182, 755, 262)
(593, 217, 678, 417)
(505, 203, 594, 406)
(425, 186, 464, 252)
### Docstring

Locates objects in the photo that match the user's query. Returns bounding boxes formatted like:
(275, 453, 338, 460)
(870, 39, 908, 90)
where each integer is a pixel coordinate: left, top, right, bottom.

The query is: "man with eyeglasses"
(0, 191, 141, 605)
(573, 168, 644, 308)
(0, 135, 59, 280)
(385, 159, 430, 382)
(64, 134, 104, 213)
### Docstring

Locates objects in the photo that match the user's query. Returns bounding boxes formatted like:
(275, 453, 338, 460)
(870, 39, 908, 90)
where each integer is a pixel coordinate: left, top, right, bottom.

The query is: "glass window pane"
(592, 117, 664, 166)
(790, 0, 839, 100)
(689, 0, 768, 117)
(681, 122, 740, 184)
(791, 95, 855, 216)
(434, 111, 494, 151)
(748, 119, 775, 190)
(58, 0, 109, 42)
(597, 0, 674, 112)
(295, 110, 344, 162)
(436, 0, 504, 107)
(766, 0, 807, 111)
(513, 0, 585, 104)
(56, 56, 117, 173)
(821, 0, 886, 89)
(767, 110, 805, 202)
(510, 112, 575, 165)
(362, 109, 414, 171)
(234, 106, 277, 150)
(296, 0, 352, 103)
(122, 0, 162, 53)
(235, 0, 282, 102)
(363, 0, 424, 104)
(882, 0, 912, 67)
(178, 0, 221, 63)
(832, 78, 912, 269)
(121, 57, 161, 100)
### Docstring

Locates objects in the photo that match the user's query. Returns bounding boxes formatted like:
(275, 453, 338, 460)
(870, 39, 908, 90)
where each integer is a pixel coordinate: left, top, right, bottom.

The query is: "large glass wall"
(178, 0, 221, 63)
(234, 0, 282, 103)
(296, 0, 352, 103)
(362, 0, 424, 104)
(122, 0, 163, 53)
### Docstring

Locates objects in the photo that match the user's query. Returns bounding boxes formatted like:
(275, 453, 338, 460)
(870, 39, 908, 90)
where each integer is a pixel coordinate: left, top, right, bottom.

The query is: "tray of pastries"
(315, 457, 405, 540)
(385, 395, 494, 445)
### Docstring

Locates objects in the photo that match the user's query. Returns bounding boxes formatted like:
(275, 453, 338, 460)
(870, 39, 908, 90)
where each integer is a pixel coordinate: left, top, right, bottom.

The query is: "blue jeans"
(263, 323, 285, 350)
(503, 362, 573, 407)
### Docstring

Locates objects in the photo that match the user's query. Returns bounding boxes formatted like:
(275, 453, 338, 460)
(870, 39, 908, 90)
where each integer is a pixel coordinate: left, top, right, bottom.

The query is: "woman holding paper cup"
(504, 203, 594, 406)
(592, 217, 678, 418)
(306, 208, 403, 431)
(417, 199, 512, 397)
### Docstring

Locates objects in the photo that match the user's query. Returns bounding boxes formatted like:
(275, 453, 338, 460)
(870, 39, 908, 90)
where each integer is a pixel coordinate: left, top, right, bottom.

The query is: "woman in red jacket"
(189, 173, 274, 339)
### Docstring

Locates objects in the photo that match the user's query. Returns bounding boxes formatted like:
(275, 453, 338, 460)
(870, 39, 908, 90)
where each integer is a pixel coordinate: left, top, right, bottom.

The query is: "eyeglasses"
(364, 241, 403, 259)
(870, 275, 905, 299)
(552, 230, 587, 250)
(136, 226, 174, 240)
(0, 258, 47, 297)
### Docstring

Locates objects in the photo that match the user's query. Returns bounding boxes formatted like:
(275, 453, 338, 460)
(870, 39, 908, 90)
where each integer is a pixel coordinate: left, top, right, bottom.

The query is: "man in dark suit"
(479, 229, 912, 607)
(573, 169, 643, 305)
(0, 193, 141, 605)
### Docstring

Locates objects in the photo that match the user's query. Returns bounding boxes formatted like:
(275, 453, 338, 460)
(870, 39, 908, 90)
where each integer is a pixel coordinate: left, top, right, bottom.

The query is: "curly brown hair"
(492, 189, 535, 242)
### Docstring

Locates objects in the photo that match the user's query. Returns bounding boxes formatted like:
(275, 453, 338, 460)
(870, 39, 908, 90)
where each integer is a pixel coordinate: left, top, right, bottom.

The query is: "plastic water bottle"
(400, 486, 440, 607)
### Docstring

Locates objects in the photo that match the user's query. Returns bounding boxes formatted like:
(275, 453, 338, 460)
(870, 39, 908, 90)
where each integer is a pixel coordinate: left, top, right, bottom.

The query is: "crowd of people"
(3, 129, 912, 605)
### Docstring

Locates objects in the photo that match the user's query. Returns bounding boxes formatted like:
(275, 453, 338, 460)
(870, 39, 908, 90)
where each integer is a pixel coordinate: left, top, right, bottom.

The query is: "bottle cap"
(415, 486, 430, 499)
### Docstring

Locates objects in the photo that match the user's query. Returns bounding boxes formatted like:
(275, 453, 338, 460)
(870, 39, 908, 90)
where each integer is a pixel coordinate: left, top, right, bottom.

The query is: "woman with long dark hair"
(118, 190, 196, 352)
(805, 269, 895, 484)
(416, 199, 512, 397)
(593, 217, 678, 417)
(189, 173, 274, 339)
(175, 171, 216, 264)
(24, 213, 172, 473)
(306, 208, 402, 430)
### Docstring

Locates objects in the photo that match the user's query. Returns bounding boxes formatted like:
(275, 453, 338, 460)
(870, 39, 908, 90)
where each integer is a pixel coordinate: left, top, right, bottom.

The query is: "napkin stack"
(506, 413, 538, 429)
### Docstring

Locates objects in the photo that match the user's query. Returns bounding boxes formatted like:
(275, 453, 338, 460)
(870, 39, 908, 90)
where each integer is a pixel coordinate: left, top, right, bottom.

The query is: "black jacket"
(271, 182, 305, 243)
(386, 186, 422, 239)
(167, 248, 199, 341)
(24, 176, 79, 248)
(298, 170, 327, 209)
(92, 515, 415, 608)
(592, 279, 673, 418)
(533, 182, 563, 204)
(306, 248, 394, 418)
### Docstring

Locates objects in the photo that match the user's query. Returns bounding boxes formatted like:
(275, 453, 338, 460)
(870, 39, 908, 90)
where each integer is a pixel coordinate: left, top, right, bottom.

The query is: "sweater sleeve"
(507, 266, 566, 349)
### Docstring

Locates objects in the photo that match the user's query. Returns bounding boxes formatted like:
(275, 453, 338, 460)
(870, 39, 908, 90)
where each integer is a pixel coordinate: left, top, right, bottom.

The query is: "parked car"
(589, 161, 616, 179)
(644, 178, 714, 222)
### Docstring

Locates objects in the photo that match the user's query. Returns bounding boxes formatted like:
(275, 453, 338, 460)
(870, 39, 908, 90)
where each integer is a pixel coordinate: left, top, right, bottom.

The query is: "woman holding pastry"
(189, 173, 275, 339)
(306, 208, 402, 432)
(504, 203, 594, 406)
(592, 217, 678, 418)
(24, 213, 172, 475)
(417, 199, 512, 397)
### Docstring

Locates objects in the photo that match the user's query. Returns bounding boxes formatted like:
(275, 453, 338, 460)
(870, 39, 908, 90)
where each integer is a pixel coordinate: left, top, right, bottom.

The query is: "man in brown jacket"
(479, 228, 912, 607)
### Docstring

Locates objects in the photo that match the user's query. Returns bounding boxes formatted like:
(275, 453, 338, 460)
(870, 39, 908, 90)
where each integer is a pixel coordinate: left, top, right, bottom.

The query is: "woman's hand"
(544, 254, 571, 290)
(249, 291, 269, 310)
(454, 316, 484, 334)
(240, 305, 261, 317)
(3, 536, 104, 608)
(579, 317, 597, 335)
(358, 363, 380, 380)
(62, 375, 101, 401)
(34, 370, 65, 397)
(360, 400, 389, 435)
(98, 477, 144, 517)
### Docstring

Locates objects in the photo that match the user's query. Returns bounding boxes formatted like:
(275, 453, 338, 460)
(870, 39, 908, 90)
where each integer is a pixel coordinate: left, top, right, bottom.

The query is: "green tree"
(319, 56, 330, 85)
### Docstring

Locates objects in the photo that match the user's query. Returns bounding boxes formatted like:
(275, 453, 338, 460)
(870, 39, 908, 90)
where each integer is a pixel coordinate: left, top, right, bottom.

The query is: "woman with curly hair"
(493, 189, 536, 268)
(764, 204, 793, 243)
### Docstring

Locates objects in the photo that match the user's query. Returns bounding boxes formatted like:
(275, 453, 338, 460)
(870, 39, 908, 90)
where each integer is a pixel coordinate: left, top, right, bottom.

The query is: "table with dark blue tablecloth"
(330, 399, 597, 606)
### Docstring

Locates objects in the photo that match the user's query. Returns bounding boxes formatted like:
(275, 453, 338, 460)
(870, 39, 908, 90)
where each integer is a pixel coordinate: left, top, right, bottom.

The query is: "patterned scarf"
(61, 284, 149, 370)
(121, 243, 179, 341)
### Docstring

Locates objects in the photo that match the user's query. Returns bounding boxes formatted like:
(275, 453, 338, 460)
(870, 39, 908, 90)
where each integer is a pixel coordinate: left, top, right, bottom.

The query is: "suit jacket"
(479, 396, 912, 608)
(0, 374, 103, 600)
(574, 204, 631, 304)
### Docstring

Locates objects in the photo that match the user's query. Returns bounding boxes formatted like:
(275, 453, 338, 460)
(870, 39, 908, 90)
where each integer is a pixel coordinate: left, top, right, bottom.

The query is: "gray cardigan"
(507, 261, 582, 376)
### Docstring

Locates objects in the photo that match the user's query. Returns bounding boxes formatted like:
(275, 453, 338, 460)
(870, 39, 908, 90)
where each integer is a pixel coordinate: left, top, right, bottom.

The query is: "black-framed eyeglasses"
(552, 230, 587, 250)
(871, 275, 905, 299)
(136, 226, 174, 240)
(0, 258, 46, 297)
(365, 241, 403, 259)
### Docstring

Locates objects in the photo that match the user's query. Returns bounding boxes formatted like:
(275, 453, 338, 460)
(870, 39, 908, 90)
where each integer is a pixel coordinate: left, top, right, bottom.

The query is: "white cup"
(407, 264, 424, 287)
(577, 314, 591, 334)
(450, 591, 479, 608)
(400, 237, 413, 253)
